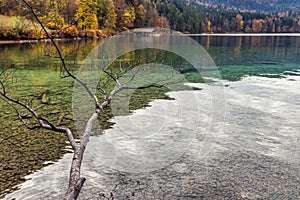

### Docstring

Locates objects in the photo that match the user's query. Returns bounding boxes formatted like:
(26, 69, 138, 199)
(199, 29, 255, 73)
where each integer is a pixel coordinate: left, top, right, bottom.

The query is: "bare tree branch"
(21, 0, 100, 108)
(0, 86, 78, 150)
(0, 97, 39, 130)
(104, 70, 122, 87)
(1, 2, 183, 199)
(0, 81, 6, 95)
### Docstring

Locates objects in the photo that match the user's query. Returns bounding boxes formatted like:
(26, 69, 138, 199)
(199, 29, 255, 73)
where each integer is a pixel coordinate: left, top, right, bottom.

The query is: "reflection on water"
(0, 39, 103, 69)
(196, 35, 300, 48)
(194, 36, 300, 67)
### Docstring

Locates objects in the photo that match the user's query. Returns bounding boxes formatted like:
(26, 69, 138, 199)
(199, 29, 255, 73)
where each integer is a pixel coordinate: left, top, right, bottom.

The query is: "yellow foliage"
(77, 13, 98, 30)
(62, 25, 79, 38)
(85, 30, 97, 38)
(47, 22, 61, 30)
(0, 15, 47, 39)
(95, 29, 106, 37)
(26, 27, 46, 39)
(41, 12, 64, 30)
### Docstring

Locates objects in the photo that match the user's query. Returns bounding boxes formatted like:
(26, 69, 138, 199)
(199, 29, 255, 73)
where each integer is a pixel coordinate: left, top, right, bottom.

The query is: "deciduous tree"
(75, 0, 98, 30)
(97, 0, 117, 31)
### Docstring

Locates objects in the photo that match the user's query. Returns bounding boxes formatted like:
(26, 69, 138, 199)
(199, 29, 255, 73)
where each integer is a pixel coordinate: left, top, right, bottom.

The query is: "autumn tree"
(160, 16, 170, 28)
(144, 1, 160, 27)
(236, 14, 244, 32)
(113, 0, 135, 31)
(96, 0, 117, 31)
(42, 10, 65, 30)
(75, 0, 98, 30)
(134, 4, 147, 27)
(63, 0, 79, 24)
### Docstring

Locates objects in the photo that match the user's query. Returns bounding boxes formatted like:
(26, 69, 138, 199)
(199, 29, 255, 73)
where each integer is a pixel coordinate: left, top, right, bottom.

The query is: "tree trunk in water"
(63, 147, 86, 200)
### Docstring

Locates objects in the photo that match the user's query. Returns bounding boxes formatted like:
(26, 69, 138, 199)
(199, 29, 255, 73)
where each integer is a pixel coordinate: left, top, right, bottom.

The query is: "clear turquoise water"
(1, 36, 300, 198)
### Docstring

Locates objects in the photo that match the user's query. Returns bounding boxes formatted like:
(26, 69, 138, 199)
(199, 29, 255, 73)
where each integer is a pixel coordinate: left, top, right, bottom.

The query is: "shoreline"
(0, 38, 84, 45)
(1, 33, 300, 44)
(185, 33, 300, 36)
(0, 37, 109, 45)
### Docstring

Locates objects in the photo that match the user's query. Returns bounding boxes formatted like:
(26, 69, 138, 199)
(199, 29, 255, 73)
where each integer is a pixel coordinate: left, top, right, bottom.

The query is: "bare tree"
(0, 1, 185, 199)
(0, 0, 120, 199)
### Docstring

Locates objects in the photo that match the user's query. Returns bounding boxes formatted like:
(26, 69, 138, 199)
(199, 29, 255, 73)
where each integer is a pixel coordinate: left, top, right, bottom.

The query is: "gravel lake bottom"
(4, 75, 300, 200)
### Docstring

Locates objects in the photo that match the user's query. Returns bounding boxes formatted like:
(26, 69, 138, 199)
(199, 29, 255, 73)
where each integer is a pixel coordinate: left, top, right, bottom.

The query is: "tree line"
(156, 0, 300, 33)
(1, 0, 300, 39)
(0, 0, 161, 39)
(191, 0, 300, 13)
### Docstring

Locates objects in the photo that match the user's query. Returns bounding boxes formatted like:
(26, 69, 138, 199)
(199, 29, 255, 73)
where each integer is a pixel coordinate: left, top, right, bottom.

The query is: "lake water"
(1, 36, 300, 199)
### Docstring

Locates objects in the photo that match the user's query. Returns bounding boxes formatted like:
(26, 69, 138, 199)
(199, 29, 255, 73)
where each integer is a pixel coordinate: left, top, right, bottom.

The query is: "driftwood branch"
(104, 70, 122, 87)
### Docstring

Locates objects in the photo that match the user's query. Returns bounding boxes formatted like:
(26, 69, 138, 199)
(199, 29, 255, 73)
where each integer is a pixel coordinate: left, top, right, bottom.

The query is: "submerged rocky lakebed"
(4, 75, 300, 199)
(1, 36, 300, 199)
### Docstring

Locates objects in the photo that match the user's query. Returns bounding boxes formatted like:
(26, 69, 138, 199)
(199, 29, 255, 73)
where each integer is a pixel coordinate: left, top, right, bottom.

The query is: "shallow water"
(4, 75, 300, 199)
(1, 36, 300, 198)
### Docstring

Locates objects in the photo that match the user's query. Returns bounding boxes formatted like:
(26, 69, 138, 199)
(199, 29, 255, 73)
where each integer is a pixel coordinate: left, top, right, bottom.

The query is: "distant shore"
(1, 33, 300, 45)
(0, 37, 92, 45)
(185, 33, 300, 36)
(0, 38, 73, 44)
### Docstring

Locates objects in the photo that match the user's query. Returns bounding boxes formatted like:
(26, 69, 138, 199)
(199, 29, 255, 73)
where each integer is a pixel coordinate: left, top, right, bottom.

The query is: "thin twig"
(0, 87, 78, 150)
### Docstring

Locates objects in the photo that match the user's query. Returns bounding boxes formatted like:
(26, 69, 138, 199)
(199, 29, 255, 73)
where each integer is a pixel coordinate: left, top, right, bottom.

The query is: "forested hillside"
(1, 0, 300, 40)
(191, 0, 300, 13)
(156, 0, 300, 33)
(0, 0, 161, 39)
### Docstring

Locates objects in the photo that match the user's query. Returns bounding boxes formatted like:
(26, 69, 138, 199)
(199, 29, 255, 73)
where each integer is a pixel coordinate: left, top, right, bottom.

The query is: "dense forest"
(191, 0, 300, 13)
(157, 0, 300, 33)
(0, 0, 161, 39)
(1, 0, 300, 39)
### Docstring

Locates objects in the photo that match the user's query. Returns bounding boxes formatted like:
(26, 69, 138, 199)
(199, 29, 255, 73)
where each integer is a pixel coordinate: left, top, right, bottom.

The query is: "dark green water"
(0, 36, 300, 197)
(195, 36, 300, 80)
